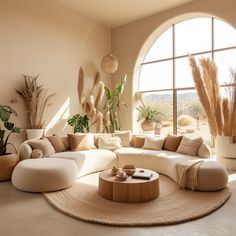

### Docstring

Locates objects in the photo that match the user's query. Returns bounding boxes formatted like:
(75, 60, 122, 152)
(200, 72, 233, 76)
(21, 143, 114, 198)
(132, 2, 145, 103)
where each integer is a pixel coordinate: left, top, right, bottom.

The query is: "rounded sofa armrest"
(19, 141, 33, 161)
(198, 143, 211, 158)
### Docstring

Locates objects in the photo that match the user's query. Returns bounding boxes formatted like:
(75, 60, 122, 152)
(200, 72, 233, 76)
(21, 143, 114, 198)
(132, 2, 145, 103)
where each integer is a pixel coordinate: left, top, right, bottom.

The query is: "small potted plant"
(16, 74, 55, 139)
(67, 114, 89, 133)
(0, 104, 21, 181)
(136, 100, 164, 131)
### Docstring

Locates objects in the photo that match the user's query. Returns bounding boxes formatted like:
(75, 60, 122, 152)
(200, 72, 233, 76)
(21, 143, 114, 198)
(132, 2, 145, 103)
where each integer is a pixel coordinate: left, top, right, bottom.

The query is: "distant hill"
(144, 92, 198, 104)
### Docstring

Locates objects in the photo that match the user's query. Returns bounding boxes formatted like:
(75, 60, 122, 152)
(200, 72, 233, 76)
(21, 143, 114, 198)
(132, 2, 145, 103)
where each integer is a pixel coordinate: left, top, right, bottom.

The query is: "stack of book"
(132, 170, 153, 180)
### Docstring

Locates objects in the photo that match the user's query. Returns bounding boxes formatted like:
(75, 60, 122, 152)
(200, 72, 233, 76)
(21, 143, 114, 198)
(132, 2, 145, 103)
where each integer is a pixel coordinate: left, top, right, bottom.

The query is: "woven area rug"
(44, 173, 230, 226)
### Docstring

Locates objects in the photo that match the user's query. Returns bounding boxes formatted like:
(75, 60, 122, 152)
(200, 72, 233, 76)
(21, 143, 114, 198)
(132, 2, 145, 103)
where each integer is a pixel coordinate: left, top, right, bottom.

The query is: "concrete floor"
(1, 173, 236, 236)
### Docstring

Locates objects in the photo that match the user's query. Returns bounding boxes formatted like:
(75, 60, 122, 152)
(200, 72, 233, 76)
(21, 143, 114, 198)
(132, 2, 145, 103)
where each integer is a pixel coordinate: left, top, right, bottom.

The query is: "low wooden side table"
(99, 168, 159, 203)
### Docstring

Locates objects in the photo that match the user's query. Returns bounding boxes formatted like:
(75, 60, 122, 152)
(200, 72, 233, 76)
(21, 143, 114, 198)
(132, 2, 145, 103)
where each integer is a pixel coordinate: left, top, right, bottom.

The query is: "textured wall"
(0, 0, 111, 147)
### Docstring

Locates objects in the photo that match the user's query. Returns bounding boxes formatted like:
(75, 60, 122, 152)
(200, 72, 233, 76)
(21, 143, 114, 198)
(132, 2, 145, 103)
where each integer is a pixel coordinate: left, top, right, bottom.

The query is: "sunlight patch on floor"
(228, 173, 236, 183)
(75, 174, 98, 187)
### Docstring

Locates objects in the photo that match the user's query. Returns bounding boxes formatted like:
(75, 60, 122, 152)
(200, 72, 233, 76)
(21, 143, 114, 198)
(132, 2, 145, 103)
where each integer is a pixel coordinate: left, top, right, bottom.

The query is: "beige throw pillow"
(75, 133, 96, 149)
(163, 134, 183, 152)
(176, 136, 203, 156)
(46, 135, 67, 152)
(98, 136, 122, 150)
(93, 133, 113, 147)
(28, 138, 55, 157)
(67, 134, 91, 151)
(143, 136, 165, 150)
(114, 130, 131, 147)
(198, 143, 211, 158)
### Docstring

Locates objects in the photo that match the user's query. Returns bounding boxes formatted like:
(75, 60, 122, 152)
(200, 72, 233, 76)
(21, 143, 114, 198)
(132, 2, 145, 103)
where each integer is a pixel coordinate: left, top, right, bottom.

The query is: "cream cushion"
(143, 136, 165, 150)
(93, 133, 113, 147)
(114, 130, 131, 147)
(98, 136, 122, 150)
(75, 133, 96, 148)
(19, 142, 33, 160)
(198, 143, 211, 158)
(12, 158, 78, 192)
(51, 149, 117, 178)
(28, 138, 55, 157)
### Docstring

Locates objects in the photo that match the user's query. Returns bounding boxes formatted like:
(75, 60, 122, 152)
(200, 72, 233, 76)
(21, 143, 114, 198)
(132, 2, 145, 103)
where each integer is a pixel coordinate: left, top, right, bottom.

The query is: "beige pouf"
(12, 158, 78, 192)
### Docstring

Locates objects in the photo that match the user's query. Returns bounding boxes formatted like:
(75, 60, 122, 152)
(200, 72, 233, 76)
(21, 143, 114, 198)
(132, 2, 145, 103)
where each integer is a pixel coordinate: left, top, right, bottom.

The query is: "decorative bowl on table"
(111, 166, 119, 176)
(122, 165, 136, 176)
(115, 170, 128, 181)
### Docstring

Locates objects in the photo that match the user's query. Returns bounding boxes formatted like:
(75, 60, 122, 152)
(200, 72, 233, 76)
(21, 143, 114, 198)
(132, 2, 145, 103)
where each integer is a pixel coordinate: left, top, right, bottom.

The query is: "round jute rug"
(44, 173, 230, 227)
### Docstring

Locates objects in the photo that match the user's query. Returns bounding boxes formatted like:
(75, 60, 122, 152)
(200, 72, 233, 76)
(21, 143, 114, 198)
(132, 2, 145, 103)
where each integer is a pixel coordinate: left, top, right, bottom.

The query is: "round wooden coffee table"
(98, 168, 159, 203)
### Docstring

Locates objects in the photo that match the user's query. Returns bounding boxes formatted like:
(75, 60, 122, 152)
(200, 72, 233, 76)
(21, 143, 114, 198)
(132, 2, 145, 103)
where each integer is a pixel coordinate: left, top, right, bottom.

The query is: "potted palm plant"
(16, 74, 55, 139)
(0, 104, 21, 181)
(136, 100, 164, 132)
(104, 76, 127, 133)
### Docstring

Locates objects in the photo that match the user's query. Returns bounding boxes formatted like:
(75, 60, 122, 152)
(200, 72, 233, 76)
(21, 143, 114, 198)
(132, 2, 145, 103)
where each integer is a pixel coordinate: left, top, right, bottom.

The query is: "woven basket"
(0, 154, 19, 181)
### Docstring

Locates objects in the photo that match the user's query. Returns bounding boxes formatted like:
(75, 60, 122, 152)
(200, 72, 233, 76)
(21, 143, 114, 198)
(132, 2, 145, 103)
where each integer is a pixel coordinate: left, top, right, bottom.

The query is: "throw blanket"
(176, 159, 204, 191)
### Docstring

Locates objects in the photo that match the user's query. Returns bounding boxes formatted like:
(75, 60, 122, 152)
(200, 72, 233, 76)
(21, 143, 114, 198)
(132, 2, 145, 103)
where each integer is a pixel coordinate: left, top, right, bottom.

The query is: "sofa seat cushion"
(115, 147, 228, 191)
(115, 147, 197, 181)
(50, 149, 117, 177)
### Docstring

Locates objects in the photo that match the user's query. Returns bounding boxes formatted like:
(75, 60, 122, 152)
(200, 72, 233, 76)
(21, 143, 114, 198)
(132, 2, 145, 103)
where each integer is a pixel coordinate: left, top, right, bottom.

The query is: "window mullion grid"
(173, 24, 177, 134)
(138, 17, 236, 137)
(212, 17, 214, 60)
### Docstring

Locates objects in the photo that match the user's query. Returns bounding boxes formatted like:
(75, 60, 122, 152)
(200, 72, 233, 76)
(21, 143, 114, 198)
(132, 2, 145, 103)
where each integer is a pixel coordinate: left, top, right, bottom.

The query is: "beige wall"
(0, 0, 110, 147)
(111, 0, 236, 131)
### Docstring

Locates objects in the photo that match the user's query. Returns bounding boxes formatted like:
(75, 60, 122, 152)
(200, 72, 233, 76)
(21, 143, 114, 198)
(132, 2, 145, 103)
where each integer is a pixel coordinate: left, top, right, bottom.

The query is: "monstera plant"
(0, 104, 21, 181)
(67, 114, 89, 133)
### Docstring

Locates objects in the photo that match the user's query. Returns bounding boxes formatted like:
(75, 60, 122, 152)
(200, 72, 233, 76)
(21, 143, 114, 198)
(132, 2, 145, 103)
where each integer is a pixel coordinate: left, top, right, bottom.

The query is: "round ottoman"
(12, 158, 78, 192)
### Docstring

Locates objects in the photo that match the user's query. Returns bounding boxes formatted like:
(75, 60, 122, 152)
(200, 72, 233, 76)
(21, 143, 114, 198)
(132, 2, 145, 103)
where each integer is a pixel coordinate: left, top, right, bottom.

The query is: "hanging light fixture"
(101, 53, 118, 74)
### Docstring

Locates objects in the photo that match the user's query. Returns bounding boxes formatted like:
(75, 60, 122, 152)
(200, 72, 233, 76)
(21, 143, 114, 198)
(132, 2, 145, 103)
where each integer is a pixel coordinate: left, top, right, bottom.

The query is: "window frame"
(138, 17, 236, 135)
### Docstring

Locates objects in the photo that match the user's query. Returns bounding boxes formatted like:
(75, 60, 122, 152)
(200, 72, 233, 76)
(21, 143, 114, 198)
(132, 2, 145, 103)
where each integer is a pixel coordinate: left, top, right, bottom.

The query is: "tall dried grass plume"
(189, 56, 236, 138)
(16, 74, 55, 129)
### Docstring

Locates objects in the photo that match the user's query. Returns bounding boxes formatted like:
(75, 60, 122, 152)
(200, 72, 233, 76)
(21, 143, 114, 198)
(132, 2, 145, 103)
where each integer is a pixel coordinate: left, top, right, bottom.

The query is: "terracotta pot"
(154, 127, 161, 135)
(26, 129, 44, 140)
(141, 120, 155, 131)
(0, 153, 19, 181)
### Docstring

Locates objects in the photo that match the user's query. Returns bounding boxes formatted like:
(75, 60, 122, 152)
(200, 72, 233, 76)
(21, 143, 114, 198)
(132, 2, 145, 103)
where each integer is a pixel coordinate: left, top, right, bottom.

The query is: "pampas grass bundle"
(78, 68, 85, 104)
(16, 74, 55, 129)
(189, 56, 236, 137)
(96, 111, 103, 133)
(94, 72, 101, 86)
(77, 69, 107, 132)
(95, 81, 105, 109)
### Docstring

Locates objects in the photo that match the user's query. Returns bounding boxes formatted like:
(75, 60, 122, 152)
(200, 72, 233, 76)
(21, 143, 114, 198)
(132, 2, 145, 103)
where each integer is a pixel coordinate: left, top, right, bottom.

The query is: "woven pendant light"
(101, 54, 118, 74)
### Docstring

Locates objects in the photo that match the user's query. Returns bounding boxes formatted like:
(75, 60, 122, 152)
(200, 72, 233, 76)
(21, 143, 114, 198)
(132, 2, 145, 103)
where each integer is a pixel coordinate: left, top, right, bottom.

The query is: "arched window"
(138, 17, 236, 145)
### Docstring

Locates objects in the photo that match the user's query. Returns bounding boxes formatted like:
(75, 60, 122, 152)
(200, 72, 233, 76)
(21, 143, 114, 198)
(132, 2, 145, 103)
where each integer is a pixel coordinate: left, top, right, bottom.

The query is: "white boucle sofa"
(115, 147, 228, 191)
(18, 134, 228, 192)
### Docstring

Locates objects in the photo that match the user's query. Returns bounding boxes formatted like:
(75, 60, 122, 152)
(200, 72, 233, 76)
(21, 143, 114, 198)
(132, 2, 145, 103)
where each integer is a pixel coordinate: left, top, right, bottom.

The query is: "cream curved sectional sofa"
(18, 133, 228, 192)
